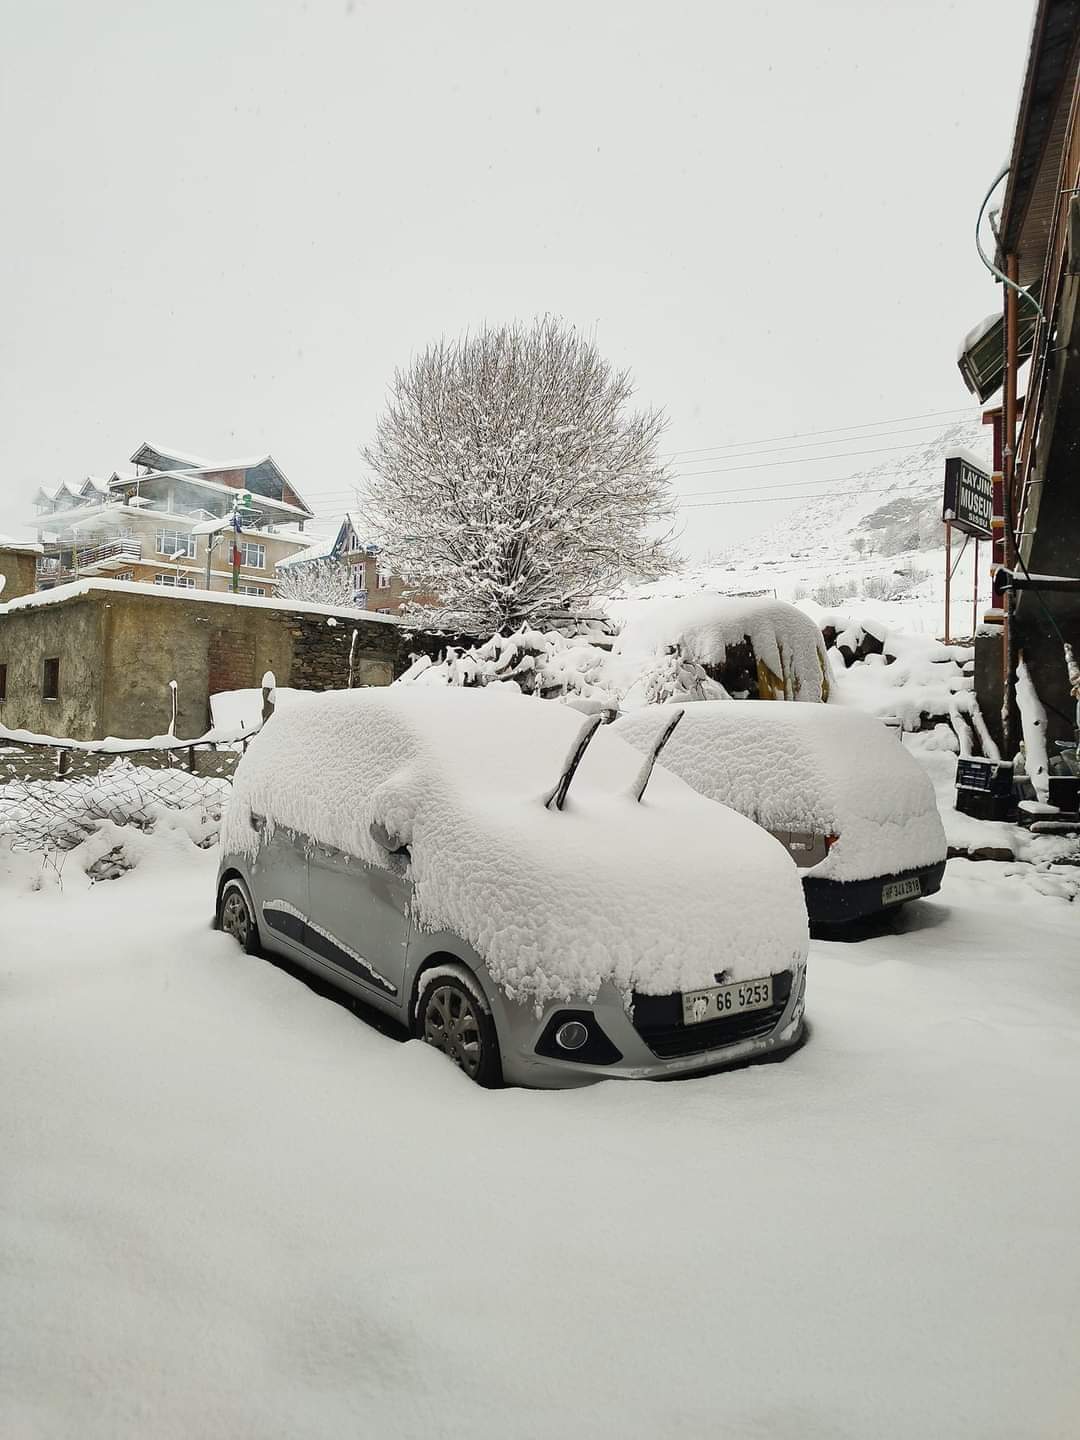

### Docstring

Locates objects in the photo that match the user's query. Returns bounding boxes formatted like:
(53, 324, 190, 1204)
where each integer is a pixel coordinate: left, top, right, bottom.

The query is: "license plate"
(681, 977, 773, 1026)
(882, 877, 921, 905)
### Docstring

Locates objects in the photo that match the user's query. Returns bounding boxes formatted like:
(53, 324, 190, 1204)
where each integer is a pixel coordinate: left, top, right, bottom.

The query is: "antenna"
(630, 708, 685, 803)
(545, 713, 604, 811)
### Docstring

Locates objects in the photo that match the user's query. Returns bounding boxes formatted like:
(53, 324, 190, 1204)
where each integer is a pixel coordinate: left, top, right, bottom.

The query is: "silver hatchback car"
(215, 688, 808, 1087)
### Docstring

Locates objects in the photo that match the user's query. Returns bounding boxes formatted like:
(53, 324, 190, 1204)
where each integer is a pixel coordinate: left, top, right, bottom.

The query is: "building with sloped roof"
(30, 442, 315, 597)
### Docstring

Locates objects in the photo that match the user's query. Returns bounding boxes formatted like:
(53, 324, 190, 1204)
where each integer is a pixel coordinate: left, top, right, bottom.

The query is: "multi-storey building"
(31, 442, 314, 596)
(275, 513, 414, 615)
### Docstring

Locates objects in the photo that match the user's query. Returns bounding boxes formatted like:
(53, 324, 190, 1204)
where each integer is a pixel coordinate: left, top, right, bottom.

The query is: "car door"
(248, 818, 311, 957)
(306, 842, 411, 1011)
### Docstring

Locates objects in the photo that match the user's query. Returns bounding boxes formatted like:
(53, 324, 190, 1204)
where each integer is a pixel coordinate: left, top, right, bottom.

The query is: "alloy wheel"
(220, 887, 251, 947)
(422, 983, 484, 1078)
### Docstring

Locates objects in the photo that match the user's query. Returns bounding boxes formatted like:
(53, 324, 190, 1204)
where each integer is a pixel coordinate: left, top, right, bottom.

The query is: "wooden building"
(957, 0, 1080, 753)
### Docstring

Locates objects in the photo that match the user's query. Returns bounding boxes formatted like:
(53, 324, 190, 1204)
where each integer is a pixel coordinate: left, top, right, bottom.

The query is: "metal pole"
(1002, 253, 1020, 756)
(972, 537, 979, 638)
(944, 521, 952, 643)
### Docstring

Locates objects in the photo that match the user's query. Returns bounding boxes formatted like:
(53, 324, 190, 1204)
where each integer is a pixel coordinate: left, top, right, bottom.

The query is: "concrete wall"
(0, 548, 38, 602)
(0, 588, 420, 740)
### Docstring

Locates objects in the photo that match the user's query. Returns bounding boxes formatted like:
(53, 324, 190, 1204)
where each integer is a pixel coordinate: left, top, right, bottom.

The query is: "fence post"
(57, 749, 70, 778)
(261, 672, 276, 725)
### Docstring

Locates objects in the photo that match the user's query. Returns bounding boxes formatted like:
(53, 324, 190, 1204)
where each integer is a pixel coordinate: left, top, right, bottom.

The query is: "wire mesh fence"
(0, 741, 245, 854)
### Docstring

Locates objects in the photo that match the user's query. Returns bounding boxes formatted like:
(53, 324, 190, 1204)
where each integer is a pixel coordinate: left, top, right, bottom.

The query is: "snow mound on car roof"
(222, 687, 807, 1004)
(614, 594, 830, 703)
(613, 701, 946, 883)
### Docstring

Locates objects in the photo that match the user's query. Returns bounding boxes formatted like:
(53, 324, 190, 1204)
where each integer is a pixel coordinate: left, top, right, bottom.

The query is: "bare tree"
(361, 317, 676, 632)
(275, 557, 355, 607)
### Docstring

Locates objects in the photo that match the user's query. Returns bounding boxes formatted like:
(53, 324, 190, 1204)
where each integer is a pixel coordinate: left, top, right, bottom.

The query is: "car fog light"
(555, 1020, 589, 1051)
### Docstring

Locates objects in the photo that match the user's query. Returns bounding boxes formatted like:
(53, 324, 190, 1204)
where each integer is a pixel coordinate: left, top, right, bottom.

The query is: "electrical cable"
(975, 165, 1044, 318)
(661, 405, 974, 459)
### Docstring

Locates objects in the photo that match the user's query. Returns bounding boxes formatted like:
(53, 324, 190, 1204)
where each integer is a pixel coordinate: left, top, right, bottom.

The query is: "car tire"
(217, 878, 262, 957)
(415, 968, 502, 1087)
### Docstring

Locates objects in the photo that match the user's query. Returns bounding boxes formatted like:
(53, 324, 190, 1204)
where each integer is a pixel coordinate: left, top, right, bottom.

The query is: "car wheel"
(218, 879, 261, 956)
(416, 970, 502, 1087)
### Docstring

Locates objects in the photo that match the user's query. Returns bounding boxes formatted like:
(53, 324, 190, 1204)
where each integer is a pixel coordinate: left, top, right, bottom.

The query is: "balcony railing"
(36, 538, 143, 583)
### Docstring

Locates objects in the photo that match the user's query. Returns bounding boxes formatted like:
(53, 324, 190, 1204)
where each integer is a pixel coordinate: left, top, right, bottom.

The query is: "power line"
(675, 485, 912, 510)
(670, 439, 931, 483)
(661, 405, 974, 459)
(670, 419, 969, 468)
(298, 409, 977, 509)
(676, 468, 935, 500)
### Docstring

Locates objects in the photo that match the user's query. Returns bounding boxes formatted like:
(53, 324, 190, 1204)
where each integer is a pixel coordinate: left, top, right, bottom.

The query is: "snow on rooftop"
(138, 443, 274, 470)
(0, 533, 43, 554)
(222, 686, 808, 1004)
(275, 532, 340, 568)
(614, 700, 946, 883)
(1, 578, 403, 625)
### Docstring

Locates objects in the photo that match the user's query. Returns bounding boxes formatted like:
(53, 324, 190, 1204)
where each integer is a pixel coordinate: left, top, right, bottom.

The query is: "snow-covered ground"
(3, 834, 1079, 1438)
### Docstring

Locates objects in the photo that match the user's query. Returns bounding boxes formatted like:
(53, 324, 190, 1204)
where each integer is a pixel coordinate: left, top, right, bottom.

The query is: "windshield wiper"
(630, 708, 685, 803)
(545, 713, 604, 811)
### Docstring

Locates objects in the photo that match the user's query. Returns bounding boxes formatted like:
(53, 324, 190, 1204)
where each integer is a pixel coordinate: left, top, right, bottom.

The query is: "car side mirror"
(369, 819, 410, 857)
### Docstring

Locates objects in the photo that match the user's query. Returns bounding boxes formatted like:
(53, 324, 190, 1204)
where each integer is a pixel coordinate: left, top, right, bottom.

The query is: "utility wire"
(661, 405, 975, 459)
(675, 485, 908, 510)
(300, 435, 942, 507)
(671, 419, 970, 468)
(669, 440, 931, 482)
(298, 405, 979, 505)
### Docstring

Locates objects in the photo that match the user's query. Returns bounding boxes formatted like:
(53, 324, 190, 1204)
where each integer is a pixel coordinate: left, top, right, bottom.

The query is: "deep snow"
(1, 840, 1078, 1438)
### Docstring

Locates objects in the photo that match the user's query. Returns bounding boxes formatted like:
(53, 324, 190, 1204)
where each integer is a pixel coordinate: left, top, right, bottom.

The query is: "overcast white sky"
(1, 0, 1031, 556)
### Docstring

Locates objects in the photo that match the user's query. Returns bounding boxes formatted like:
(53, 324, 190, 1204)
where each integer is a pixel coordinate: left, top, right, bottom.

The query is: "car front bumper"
(493, 966, 807, 1088)
(802, 859, 946, 925)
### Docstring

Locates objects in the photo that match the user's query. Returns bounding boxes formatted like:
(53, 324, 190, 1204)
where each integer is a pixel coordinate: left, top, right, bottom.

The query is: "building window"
(154, 573, 197, 589)
(376, 607, 392, 615)
(156, 528, 195, 558)
(43, 657, 60, 700)
(347, 529, 362, 554)
(238, 540, 265, 569)
(237, 584, 265, 596)
(0, 662, 6, 701)
(114, 570, 135, 582)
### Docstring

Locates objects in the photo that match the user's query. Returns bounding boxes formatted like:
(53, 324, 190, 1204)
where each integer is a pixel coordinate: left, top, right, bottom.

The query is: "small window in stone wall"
(43, 657, 60, 701)
(0, 662, 7, 702)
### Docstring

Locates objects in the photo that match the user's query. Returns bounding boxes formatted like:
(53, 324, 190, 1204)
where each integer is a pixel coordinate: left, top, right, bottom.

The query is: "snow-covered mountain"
(606, 415, 992, 639)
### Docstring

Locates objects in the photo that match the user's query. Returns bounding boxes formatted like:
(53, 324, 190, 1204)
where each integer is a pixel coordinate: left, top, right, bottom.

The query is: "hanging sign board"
(942, 454, 992, 538)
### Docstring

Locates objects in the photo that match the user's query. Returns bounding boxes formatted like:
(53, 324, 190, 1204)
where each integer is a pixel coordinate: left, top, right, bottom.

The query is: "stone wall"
(0, 594, 105, 736)
(0, 586, 436, 741)
(0, 548, 38, 602)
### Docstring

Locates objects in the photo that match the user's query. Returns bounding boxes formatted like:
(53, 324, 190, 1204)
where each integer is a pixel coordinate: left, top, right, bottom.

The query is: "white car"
(216, 687, 809, 1086)
(613, 701, 947, 925)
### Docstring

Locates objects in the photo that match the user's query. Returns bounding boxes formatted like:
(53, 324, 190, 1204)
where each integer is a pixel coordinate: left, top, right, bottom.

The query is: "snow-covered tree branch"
(360, 317, 677, 631)
(275, 558, 355, 607)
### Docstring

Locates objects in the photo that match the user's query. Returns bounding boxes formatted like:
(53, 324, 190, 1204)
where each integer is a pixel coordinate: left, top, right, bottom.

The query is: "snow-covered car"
(613, 701, 947, 925)
(215, 687, 809, 1086)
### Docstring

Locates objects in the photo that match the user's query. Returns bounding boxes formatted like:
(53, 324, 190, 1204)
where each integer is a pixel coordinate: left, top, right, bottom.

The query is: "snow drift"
(222, 687, 808, 1004)
(613, 701, 947, 883)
